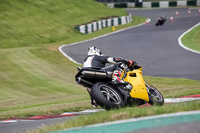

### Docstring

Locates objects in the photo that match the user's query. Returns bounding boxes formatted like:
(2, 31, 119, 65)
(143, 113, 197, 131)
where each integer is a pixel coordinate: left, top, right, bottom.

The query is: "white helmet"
(88, 46, 102, 56)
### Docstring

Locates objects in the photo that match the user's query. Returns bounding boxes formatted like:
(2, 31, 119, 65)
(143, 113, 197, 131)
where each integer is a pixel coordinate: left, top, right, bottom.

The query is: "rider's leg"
(104, 63, 128, 85)
(112, 69, 128, 85)
(86, 88, 98, 108)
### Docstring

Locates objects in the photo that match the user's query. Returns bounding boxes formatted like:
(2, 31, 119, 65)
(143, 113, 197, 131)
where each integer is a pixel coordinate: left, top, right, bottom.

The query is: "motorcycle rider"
(160, 14, 167, 21)
(83, 46, 137, 107)
(156, 14, 167, 26)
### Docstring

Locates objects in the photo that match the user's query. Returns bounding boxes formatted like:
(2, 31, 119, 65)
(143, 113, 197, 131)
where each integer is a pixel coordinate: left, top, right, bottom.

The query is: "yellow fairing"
(123, 68, 149, 102)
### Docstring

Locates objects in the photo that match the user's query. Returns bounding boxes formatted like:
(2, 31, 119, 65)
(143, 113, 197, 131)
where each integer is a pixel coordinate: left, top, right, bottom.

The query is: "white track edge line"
(164, 98, 200, 103)
(58, 22, 148, 65)
(178, 22, 200, 54)
(1, 97, 199, 123)
(0, 119, 35, 123)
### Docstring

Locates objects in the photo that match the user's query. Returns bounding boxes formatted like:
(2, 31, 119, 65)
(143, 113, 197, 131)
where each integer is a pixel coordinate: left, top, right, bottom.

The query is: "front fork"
(145, 82, 150, 93)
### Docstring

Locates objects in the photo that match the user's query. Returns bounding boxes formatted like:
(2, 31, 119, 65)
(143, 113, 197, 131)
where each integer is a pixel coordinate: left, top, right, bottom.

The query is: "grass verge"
(181, 24, 200, 52)
(29, 100, 200, 133)
(0, 0, 199, 124)
(0, 0, 146, 120)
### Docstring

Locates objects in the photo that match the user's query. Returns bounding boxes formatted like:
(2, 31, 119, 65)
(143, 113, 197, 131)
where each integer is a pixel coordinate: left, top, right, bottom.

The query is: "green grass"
(0, 0, 146, 120)
(0, 0, 199, 123)
(30, 100, 200, 133)
(0, 0, 127, 48)
(181, 24, 200, 52)
(143, 76, 200, 98)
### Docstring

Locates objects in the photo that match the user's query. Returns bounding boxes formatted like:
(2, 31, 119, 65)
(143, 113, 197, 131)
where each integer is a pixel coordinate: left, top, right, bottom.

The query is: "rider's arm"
(107, 57, 135, 67)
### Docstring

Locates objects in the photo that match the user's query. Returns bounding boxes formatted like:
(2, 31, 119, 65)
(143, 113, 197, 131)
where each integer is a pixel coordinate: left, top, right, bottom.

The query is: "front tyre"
(145, 82, 164, 106)
(91, 82, 124, 110)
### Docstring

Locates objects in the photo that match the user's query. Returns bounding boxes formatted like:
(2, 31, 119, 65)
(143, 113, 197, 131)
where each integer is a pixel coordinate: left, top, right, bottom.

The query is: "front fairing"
(123, 67, 149, 102)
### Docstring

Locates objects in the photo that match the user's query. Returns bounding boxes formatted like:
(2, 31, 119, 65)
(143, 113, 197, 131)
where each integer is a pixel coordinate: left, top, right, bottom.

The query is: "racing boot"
(91, 99, 98, 108)
(112, 70, 128, 86)
(86, 88, 98, 108)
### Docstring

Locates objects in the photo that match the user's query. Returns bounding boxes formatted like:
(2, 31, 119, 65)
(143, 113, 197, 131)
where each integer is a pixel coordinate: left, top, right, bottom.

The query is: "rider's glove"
(128, 60, 137, 68)
(113, 57, 124, 62)
(113, 57, 137, 68)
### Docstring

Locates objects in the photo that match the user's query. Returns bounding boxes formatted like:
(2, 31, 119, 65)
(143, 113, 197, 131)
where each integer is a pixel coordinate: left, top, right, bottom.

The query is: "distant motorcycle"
(75, 63, 164, 110)
(155, 15, 167, 26)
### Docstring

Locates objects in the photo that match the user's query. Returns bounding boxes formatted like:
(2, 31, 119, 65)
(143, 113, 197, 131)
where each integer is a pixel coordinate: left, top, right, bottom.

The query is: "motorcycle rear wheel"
(91, 82, 124, 110)
(146, 82, 164, 106)
(155, 22, 159, 26)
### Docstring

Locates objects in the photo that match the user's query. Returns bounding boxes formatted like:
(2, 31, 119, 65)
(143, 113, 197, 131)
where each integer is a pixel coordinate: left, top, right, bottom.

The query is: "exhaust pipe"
(81, 70, 108, 79)
(75, 77, 93, 87)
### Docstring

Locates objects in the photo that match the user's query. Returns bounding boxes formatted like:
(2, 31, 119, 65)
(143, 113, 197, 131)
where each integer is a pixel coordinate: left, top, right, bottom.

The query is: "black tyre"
(91, 82, 124, 110)
(155, 21, 160, 26)
(145, 82, 164, 106)
(155, 23, 159, 26)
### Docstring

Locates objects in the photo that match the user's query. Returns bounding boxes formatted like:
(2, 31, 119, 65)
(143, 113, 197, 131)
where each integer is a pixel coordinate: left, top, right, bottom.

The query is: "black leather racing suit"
(83, 55, 132, 71)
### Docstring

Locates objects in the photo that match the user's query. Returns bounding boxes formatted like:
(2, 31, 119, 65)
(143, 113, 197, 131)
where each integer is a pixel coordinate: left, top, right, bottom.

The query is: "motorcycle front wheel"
(91, 82, 124, 110)
(145, 82, 164, 106)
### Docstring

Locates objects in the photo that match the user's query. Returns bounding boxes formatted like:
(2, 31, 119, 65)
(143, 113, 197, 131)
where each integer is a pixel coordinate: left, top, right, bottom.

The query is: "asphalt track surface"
(0, 116, 75, 133)
(61, 8, 200, 80)
(1, 8, 200, 133)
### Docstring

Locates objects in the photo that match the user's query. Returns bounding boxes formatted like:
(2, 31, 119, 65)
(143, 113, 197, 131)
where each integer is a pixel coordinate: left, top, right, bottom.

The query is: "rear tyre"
(155, 21, 160, 26)
(155, 23, 159, 26)
(91, 82, 124, 110)
(145, 82, 164, 106)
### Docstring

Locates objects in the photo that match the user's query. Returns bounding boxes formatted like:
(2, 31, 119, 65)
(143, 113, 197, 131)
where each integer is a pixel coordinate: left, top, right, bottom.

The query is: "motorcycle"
(155, 16, 166, 26)
(75, 63, 164, 110)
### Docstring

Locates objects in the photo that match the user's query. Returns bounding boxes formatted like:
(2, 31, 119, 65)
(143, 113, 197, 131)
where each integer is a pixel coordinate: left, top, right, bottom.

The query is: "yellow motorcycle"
(75, 63, 164, 110)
